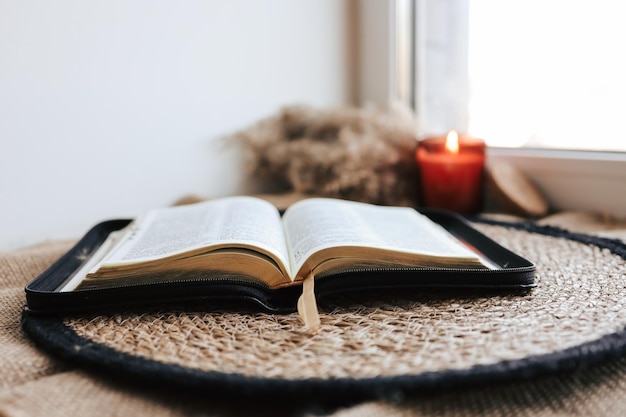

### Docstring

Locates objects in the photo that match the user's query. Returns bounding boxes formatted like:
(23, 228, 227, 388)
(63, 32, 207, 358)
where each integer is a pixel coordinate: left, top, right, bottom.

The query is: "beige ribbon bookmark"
(297, 272, 321, 332)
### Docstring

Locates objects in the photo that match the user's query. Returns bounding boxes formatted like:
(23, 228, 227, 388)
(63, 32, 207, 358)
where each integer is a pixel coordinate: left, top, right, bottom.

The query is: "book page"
(59, 229, 129, 292)
(282, 198, 481, 277)
(96, 196, 290, 271)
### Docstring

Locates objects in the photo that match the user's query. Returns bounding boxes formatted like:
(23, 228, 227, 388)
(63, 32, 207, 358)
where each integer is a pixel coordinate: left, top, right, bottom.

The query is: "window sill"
(488, 148, 626, 218)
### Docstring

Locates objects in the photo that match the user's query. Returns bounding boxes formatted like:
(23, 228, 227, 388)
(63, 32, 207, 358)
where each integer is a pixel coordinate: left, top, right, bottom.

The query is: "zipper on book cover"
(71, 276, 272, 292)
(317, 265, 534, 277)
(313, 266, 536, 292)
(296, 265, 534, 332)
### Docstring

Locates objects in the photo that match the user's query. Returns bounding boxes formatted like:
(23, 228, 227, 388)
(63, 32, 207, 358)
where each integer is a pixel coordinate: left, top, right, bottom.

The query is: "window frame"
(358, 0, 626, 218)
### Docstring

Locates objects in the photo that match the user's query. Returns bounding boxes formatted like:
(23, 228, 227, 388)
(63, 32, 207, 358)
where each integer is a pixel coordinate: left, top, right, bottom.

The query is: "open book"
(25, 197, 535, 328)
(62, 197, 491, 292)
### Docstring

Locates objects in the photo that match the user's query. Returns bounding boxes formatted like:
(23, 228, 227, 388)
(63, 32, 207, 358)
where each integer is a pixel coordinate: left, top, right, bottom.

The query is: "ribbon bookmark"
(297, 272, 321, 331)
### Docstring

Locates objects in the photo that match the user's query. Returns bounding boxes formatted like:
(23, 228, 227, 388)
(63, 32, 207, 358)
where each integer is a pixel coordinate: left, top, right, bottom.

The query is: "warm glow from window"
(468, 0, 626, 151)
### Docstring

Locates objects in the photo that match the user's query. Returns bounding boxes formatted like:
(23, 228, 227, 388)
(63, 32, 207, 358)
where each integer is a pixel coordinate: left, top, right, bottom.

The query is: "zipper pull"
(297, 271, 321, 332)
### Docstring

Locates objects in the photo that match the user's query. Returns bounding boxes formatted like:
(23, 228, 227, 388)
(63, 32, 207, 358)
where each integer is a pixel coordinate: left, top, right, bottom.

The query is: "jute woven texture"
(65, 223, 626, 380)
(4, 221, 626, 416)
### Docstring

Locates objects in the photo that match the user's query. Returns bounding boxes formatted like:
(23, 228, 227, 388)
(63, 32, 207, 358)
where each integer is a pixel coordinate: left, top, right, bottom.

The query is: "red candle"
(416, 131, 486, 214)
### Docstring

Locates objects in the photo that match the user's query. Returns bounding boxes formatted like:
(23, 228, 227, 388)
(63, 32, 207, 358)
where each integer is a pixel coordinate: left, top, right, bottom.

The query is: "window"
(413, 0, 626, 152)
(361, 0, 626, 217)
(468, 0, 626, 151)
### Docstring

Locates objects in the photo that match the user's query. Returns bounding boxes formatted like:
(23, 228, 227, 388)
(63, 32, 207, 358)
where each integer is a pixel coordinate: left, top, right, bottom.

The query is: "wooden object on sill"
(486, 162, 549, 218)
(253, 192, 318, 211)
(173, 192, 315, 211)
(173, 194, 206, 206)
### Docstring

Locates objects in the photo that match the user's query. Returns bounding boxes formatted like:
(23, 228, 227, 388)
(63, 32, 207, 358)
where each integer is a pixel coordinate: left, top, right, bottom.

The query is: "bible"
(25, 197, 536, 328)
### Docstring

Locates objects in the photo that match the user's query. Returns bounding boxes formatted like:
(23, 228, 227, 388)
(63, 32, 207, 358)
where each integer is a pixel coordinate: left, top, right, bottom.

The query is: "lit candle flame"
(445, 130, 459, 154)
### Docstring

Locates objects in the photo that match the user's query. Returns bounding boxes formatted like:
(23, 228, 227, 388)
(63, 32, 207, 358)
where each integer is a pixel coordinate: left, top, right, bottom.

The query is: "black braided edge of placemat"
(21, 219, 626, 403)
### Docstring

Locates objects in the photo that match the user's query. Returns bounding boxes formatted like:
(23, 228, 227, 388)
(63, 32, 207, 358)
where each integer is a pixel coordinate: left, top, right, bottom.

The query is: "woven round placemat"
(22, 219, 626, 401)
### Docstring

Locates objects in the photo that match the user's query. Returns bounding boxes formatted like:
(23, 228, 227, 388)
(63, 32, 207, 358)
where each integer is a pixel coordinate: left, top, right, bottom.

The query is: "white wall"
(0, 0, 354, 250)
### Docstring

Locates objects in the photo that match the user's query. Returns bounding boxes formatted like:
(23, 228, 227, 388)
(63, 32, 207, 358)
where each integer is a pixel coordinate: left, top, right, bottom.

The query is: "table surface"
(2, 210, 626, 417)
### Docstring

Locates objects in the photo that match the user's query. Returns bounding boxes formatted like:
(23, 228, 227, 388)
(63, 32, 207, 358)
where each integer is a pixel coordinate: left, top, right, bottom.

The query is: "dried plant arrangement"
(234, 104, 421, 207)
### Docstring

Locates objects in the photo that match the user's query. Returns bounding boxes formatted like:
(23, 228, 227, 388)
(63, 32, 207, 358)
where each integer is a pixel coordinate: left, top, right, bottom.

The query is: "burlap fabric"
(3, 216, 626, 416)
